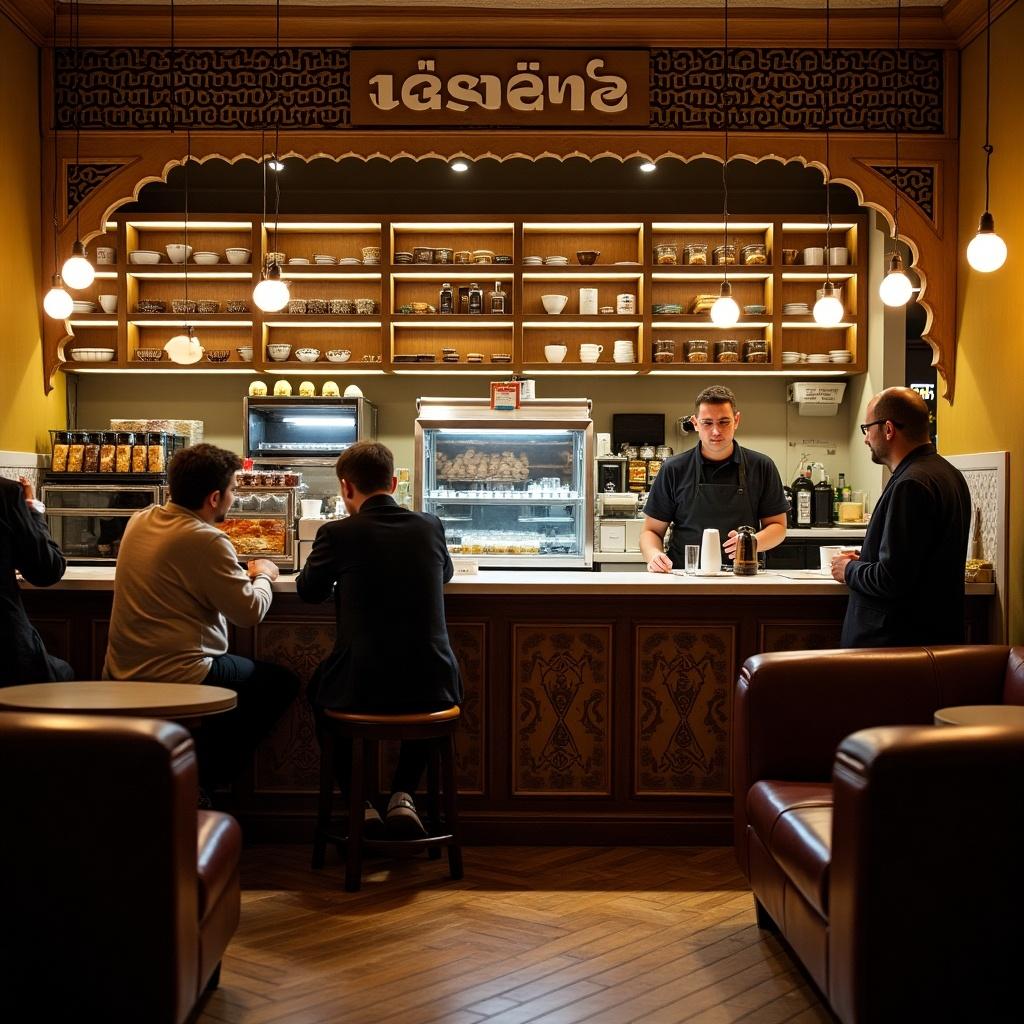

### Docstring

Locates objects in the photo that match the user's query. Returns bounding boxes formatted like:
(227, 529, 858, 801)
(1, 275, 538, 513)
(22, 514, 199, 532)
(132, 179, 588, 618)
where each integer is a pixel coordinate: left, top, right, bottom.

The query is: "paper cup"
(819, 545, 844, 573)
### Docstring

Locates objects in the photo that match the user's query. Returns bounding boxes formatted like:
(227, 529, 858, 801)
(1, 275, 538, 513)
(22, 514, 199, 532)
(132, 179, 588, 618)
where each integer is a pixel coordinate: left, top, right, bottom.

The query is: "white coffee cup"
(579, 287, 598, 315)
(544, 344, 567, 363)
(827, 246, 849, 266)
(95, 246, 115, 264)
(819, 545, 845, 574)
(301, 498, 323, 518)
(700, 528, 722, 573)
(98, 294, 118, 313)
(579, 343, 603, 362)
(802, 247, 825, 265)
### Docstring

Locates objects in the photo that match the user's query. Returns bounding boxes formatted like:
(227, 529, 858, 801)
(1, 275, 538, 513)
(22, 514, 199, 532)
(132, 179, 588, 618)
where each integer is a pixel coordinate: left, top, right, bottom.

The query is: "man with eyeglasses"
(834, 386, 971, 647)
(641, 385, 789, 572)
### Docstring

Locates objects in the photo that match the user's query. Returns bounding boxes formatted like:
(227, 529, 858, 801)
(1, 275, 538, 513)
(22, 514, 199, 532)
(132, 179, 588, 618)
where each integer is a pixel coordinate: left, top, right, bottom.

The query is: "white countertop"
(25, 565, 994, 598)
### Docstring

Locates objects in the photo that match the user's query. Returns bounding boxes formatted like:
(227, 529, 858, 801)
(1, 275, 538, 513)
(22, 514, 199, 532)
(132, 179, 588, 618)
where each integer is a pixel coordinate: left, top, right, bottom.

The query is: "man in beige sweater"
(105, 444, 298, 794)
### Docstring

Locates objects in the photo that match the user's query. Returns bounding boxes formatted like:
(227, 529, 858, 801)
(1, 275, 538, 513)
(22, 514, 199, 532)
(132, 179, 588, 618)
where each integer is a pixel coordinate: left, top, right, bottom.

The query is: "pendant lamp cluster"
(253, 0, 290, 314)
(45, 0, 92, 320)
(965, 0, 1007, 273)
(709, 0, 740, 329)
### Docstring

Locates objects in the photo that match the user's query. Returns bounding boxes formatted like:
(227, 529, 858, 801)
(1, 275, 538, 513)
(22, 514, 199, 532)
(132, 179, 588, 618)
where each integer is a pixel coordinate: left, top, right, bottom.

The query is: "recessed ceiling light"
(639, 161, 657, 173)
(450, 159, 470, 173)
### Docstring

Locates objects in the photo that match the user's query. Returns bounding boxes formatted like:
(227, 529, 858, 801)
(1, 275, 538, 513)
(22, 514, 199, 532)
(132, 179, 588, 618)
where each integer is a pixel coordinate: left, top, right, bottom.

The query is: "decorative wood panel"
(636, 625, 733, 797)
(759, 622, 843, 653)
(90, 618, 110, 680)
(868, 163, 937, 223)
(381, 621, 486, 795)
(513, 624, 611, 796)
(66, 162, 124, 216)
(253, 619, 335, 792)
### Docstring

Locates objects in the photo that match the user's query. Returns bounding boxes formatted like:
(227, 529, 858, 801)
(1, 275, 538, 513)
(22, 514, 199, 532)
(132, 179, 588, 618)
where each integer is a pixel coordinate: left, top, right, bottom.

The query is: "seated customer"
(297, 441, 462, 837)
(0, 475, 73, 685)
(104, 444, 298, 795)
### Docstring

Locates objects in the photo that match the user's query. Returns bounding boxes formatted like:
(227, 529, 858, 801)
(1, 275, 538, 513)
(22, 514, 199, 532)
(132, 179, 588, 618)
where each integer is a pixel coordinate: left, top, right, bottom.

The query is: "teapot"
(733, 525, 758, 576)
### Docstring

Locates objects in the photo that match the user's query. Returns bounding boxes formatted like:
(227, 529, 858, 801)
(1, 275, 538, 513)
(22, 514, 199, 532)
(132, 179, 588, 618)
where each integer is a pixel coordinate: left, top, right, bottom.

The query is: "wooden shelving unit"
(56, 212, 868, 377)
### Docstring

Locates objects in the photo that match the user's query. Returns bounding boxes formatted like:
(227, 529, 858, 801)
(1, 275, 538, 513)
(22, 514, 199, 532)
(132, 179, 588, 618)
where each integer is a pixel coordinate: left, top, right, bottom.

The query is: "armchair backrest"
(1004, 647, 1024, 705)
(0, 711, 200, 1023)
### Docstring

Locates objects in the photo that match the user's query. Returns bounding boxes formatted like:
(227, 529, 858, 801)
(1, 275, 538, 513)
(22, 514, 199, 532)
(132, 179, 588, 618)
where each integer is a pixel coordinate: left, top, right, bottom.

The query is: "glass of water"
(684, 544, 700, 574)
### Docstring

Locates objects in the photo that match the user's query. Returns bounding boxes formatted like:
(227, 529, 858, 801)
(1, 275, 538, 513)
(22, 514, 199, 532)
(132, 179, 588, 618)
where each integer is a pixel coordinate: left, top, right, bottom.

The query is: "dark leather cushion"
(1004, 647, 1024, 706)
(747, 781, 833, 916)
(196, 811, 242, 922)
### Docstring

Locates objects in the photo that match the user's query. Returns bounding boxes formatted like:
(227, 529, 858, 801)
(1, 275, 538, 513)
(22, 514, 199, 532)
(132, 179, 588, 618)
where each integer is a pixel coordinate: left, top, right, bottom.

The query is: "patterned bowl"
(205, 349, 231, 362)
(135, 348, 163, 362)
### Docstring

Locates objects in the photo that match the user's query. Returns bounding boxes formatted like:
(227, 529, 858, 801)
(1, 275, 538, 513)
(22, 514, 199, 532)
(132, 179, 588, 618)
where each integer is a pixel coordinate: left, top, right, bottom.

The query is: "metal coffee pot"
(733, 525, 758, 576)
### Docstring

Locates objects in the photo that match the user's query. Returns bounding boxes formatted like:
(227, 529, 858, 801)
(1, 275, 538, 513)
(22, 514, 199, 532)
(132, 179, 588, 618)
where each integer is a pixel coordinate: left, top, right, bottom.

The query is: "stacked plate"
(783, 302, 810, 315)
(781, 350, 806, 364)
(338, 257, 362, 265)
(313, 254, 336, 265)
(394, 251, 414, 264)
(829, 349, 853, 363)
(543, 255, 569, 265)
(523, 255, 544, 266)
(71, 300, 96, 314)
(287, 257, 310, 265)
(807, 353, 831, 364)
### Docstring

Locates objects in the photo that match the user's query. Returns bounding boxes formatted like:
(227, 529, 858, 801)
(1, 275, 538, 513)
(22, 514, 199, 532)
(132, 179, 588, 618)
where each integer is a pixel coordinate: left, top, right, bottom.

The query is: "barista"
(640, 385, 789, 572)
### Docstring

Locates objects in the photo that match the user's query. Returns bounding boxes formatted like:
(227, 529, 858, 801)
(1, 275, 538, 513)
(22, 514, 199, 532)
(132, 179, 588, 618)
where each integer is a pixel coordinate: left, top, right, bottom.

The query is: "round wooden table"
(0, 681, 237, 720)
(933, 704, 1024, 728)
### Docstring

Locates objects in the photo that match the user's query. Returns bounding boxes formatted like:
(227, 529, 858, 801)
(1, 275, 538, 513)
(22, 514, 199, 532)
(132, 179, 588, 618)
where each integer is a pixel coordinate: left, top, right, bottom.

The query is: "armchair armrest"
(829, 724, 1024, 1024)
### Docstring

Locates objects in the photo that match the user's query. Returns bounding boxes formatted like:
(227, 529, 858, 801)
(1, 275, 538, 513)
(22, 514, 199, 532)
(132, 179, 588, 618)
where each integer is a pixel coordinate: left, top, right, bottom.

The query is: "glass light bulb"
(164, 332, 204, 364)
(61, 252, 95, 290)
(966, 229, 1007, 273)
(253, 276, 290, 312)
(813, 294, 844, 326)
(879, 269, 913, 307)
(639, 161, 657, 173)
(709, 294, 740, 326)
(450, 159, 470, 173)
(43, 284, 74, 319)
(267, 157, 285, 172)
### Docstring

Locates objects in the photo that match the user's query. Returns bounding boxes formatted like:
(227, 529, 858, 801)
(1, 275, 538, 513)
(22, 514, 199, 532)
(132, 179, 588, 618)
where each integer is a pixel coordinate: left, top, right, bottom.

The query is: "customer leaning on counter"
(641, 385, 789, 572)
(103, 444, 299, 800)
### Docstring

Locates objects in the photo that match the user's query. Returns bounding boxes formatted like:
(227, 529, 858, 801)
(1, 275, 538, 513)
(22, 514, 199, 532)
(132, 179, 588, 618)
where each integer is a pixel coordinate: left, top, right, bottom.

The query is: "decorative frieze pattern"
(650, 48, 944, 134)
(67, 162, 124, 215)
(870, 164, 936, 220)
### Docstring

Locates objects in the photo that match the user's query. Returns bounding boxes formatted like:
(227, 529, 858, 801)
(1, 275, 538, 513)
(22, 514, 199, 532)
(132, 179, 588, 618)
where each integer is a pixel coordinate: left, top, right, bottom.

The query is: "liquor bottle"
(833, 472, 845, 523)
(467, 283, 483, 314)
(792, 468, 813, 528)
(783, 485, 795, 528)
(488, 280, 507, 314)
(813, 475, 834, 527)
(439, 282, 454, 314)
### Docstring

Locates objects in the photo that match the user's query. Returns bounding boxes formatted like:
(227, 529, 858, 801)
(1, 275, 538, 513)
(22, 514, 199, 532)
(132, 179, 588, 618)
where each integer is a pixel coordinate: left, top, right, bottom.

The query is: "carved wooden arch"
(44, 130, 958, 398)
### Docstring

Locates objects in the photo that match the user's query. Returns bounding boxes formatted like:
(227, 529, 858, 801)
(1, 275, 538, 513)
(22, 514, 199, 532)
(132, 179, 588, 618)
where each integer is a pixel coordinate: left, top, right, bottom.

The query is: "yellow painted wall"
(0, 14, 65, 453)
(942, 0, 1024, 642)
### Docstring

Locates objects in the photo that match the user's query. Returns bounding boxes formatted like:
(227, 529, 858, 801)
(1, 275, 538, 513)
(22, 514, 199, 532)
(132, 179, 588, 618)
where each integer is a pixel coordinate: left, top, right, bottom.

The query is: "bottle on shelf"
(813, 474, 834, 527)
(439, 282, 454, 315)
(833, 472, 845, 523)
(791, 467, 813, 528)
(467, 283, 483, 314)
(783, 484, 795, 528)
(488, 280, 508, 314)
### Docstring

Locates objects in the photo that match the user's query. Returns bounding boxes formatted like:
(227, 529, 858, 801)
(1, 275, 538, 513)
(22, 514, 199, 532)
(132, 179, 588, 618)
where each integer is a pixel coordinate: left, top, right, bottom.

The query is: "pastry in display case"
(415, 397, 593, 568)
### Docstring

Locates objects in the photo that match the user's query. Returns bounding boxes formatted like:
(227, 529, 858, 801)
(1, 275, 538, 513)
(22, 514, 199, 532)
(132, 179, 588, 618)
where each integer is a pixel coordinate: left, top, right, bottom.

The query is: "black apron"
(666, 445, 759, 568)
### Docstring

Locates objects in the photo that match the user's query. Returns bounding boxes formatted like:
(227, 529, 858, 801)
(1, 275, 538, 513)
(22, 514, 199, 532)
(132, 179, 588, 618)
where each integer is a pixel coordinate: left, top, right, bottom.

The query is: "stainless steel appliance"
(223, 485, 298, 569)
(415, 397, 593, 569)
(40, 483, 163, 563)
(243, 397, 378, 466)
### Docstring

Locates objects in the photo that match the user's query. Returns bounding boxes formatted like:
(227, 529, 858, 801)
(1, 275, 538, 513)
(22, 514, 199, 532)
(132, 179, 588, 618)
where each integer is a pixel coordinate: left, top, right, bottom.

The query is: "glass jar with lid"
(67, 431, 87, 473)
(83, 432, 102, 474)
(685, 338, 710, 363)
(712, 243, 737, 265)
(50, 430, 70, 473)
(743, 340, 769, 363)
(741, 242, 767, 266)
(683, 242, 709, 266)
(654, 242, 678, 265)
(714, 339, 740, 362)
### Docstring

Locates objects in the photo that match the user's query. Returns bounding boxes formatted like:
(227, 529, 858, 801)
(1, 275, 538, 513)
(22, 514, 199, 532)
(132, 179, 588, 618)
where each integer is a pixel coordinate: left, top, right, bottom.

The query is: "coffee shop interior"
(2, 1, 1023, 1022)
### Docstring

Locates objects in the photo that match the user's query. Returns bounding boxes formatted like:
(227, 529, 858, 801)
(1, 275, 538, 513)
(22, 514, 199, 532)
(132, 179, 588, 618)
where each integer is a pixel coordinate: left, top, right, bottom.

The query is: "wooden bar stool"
(312, 706, 463, 892)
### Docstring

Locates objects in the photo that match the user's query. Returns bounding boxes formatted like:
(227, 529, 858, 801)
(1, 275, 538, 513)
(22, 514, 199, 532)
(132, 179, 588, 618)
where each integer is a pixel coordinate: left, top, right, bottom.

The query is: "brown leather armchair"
(734, 645, 1024, 1024)
(0, 711, 242, 1024)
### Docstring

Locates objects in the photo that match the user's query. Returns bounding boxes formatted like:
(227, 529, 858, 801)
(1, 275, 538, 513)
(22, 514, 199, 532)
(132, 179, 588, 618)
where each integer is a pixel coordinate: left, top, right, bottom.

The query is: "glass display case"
(222, 487, 298, 569)
(40, 484, 162, 563)
(415, 397, 593, 568)
(243, 397, 377, 466)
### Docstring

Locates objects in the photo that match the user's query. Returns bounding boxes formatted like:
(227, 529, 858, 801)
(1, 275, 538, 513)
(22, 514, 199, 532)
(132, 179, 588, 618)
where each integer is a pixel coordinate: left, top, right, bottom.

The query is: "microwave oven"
(243, 397, 377, 466)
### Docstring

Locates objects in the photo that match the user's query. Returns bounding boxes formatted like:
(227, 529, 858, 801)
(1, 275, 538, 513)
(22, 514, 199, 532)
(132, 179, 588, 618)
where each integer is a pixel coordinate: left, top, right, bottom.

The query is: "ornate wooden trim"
(863, 162, 938, 226)
(66, 162, 126, 216)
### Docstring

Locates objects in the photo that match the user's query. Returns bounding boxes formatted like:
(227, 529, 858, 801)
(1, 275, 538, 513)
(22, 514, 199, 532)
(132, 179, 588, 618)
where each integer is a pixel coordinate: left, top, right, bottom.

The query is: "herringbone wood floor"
(198, 845, 834, 1024)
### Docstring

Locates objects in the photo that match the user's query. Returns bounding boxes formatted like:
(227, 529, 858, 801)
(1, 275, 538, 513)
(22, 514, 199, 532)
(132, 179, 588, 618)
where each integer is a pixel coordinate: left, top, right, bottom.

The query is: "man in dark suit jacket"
(832, 387, 971, 648)
(297, 442, 462, 837)
(1, 475, 73, 685)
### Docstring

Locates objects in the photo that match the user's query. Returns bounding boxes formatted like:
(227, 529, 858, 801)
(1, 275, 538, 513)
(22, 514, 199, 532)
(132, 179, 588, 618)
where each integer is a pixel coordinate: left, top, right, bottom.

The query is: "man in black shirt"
(0, 475, 73, 685)
(641, 385, 789, 572)
(832, 387, 971, 647)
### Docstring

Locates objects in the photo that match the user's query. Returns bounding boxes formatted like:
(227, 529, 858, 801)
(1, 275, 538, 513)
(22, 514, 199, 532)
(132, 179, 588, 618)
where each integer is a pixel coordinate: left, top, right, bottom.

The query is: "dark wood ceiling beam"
(0, 0, 53, 45)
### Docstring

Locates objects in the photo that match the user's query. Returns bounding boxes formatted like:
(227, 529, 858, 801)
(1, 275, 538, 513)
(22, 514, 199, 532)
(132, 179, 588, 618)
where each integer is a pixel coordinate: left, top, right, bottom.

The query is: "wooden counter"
(21, 570, 995, 845)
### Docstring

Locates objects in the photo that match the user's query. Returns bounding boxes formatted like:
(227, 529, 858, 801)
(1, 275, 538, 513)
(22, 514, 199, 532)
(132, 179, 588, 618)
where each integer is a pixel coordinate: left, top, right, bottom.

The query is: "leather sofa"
(0, 711, 242, 1024)
(734, 645, 1024, 1024)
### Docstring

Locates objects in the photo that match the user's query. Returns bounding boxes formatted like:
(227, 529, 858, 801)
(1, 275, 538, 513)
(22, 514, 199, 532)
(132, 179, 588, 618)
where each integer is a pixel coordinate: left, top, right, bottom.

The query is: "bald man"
(833, 387, 971, 647)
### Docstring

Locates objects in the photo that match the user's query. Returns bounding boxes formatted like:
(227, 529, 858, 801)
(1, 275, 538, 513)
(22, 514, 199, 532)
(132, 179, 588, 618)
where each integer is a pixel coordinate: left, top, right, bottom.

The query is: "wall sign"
(350, 49, 649, 127)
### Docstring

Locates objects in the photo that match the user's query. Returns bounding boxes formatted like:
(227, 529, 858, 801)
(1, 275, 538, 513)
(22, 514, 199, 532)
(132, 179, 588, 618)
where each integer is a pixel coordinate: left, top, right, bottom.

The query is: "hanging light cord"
(823, 0, 832, 286)
(721, 0, 730, 279)
(892, 0, 902, 248)
(271, 0, 283, 260)
(170, 0, 192, 309)
(73, 0, 81, 246)
(982, 0, 993, 213)
(50, 2, 62, 275)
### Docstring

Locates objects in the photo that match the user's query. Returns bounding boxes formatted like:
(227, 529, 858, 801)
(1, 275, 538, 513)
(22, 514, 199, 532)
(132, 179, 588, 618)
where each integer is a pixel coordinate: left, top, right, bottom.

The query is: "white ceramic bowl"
(295, 347, 321, 362)
(70, 348, 115, 363)
(326, 349, 352, 362)
(225, 248, 252, 265)
(165, 243, 193, 264)
(129, 250, 161, 265)
(97, 295, 118, 313)
(802, 247, 825, 265)
(236, 347, 254, 361)
(541, 294, 568, 315)
(193, 251, 221, 265)
(544, 344, 568, 363)
(267, 343, 292, 361)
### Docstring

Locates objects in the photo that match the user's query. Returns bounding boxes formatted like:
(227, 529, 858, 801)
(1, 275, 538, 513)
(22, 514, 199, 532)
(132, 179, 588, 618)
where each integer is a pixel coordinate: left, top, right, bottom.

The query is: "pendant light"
(965, 0, 1007, 273)
(60, 0, 95, 291)
(253, 0, 290, 313)
(813, 0, 845, 327)
(164, 0, 204, 365)
(710, 0, 740, 328)
(45, 3, 74, 318)
(879, 0, 913, 307)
